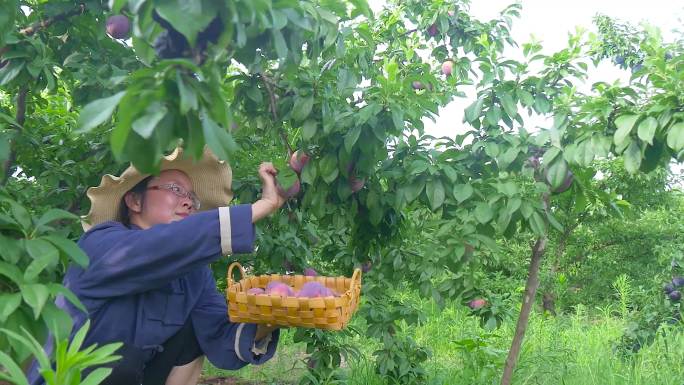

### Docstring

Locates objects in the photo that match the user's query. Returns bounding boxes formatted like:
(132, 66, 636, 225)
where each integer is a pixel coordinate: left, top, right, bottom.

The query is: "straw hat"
(82, 146, 232, 231)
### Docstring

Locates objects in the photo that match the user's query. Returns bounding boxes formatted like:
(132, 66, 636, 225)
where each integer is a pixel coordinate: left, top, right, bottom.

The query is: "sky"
(368, 0, 684, 138)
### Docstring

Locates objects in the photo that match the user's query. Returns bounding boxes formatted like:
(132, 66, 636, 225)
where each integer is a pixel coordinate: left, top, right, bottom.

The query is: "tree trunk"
(500, 237, 547, 385)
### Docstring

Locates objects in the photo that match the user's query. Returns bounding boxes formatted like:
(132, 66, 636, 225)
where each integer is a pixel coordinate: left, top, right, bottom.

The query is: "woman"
(29, 147, 285, 385)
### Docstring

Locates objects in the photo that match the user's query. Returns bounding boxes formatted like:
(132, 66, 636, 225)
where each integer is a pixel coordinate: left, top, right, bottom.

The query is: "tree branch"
(500, 236, 547, 385)
(18, 4, 86, 37)
(400, 28, 419, 37)
(2, 87, 28, 186)
(260, 73, 293, 155)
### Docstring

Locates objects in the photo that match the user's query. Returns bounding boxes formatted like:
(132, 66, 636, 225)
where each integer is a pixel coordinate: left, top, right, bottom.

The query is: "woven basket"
(226, 262, 362, 330)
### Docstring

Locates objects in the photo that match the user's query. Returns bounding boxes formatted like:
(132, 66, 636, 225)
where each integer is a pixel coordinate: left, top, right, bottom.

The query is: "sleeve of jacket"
(191, 268, 280, 370)
(73, 205, 254, 297)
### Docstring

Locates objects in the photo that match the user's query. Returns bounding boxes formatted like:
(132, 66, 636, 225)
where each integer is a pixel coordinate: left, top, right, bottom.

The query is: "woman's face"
(126, 169, 197, 229)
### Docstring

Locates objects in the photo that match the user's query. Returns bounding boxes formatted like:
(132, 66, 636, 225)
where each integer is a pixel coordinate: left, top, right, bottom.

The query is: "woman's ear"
(124, 192, 143, 214)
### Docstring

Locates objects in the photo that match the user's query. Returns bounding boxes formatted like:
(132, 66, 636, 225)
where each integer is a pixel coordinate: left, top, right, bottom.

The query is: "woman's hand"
(251, 162, 285, 223)
(255, 323, 279, 342)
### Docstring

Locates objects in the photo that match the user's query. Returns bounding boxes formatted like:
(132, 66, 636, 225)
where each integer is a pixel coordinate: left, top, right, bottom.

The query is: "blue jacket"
(29, 205, 279, 384)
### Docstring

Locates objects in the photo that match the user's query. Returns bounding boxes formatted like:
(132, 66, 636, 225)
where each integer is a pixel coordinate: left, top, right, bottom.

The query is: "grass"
(201, 300, 684, 385)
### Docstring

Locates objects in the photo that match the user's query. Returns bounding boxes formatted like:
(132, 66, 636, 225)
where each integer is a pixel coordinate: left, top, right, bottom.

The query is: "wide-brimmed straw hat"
(82, 146, 232, 231)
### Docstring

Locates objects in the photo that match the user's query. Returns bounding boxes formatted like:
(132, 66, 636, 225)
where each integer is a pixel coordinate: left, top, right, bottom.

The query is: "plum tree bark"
(501, 237, 547, 385)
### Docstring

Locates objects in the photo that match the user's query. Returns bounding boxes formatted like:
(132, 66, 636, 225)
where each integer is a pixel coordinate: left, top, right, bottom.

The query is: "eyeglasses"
(147, 183, 201, 210)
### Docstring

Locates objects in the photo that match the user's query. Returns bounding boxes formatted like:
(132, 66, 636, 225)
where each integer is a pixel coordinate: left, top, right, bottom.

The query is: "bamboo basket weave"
(226, 262, 362, 330)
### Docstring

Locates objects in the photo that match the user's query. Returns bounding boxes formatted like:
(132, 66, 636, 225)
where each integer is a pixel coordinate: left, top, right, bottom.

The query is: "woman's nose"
(180, 197, 193, 209)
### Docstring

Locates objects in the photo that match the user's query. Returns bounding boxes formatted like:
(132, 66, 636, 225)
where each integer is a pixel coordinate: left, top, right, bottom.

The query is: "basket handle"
(227, 262, 246, 288)
(346, 268, 362, 296)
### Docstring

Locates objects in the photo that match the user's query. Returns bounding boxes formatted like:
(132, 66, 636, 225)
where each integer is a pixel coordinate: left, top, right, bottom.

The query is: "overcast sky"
(368, 0, 684, 138)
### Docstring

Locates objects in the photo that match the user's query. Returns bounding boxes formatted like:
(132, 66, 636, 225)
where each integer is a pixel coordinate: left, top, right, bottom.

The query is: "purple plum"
(106, 15, 130, 39)
(672, 276, 684, 287)
(468, 298, 487, 309)
(304, 268, 318, 277)
(669, 290, 682, 302)
(664, 283, 675, 294)
(266, 281, 294, 297)
(247, 287, 265, 295)
(296, 281, 337, 298)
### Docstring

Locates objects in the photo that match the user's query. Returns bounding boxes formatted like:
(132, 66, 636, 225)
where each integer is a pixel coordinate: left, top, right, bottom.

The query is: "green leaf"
(401, 181, 424, 203)
(534, 94, 550, 113)
(474, 203, 493, 224)
(0, 234, 22, 264)
(0, 350, 28, 385)
(0, 261, 23, 285)
(40, 302, 72, 341)
(34, 208, 77, 231)
(76, 92, 126, 133)
(425, 179, 445, 211)
(8, 200, 31, 231)
(344, 125, 361, 152)
(453, 183, 473, 203)
(613, 114, 639, 146)
(0, 325, 50, 373)
(300, 159, 317, 185)
(155, 0, 217, 46)
(272, 29, 288, 59)
(24, 239, 59, 281)
(80, 368, 114, 385)
(276, 167, 298, 190)
(132, 103, 168, 139)
(302, 119, 317, 140)
(542, 147, 560, 166)
(0, 131, 11, 163)
(67, 319, 90, 356)
(43, 235, 89, 268)
(464, 98, 485, 123)
(666, 122, 684, 152)
(623, 141, 641, 174)
(0, 293, 21, 323)
(637, 116, 658, 145)
(518, 89, 534, 107)
(177, 71, 198, 114)
(202, 112, 237, 161)
(0, 61, 24, 86)
(529, 211, 546, 236)
(319, 154, 339, 184)
(46, 283, 86, 313)
(109, 0, 127, 13)
(520, 201, 533, 219)
(545, 159, 568, 190)
(292, 95, 314, 122)
(485, 106, 502, 126)
(499, 92, 517, 117)
(546, 211, 563, 232)
(20, 284, 49, 320)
